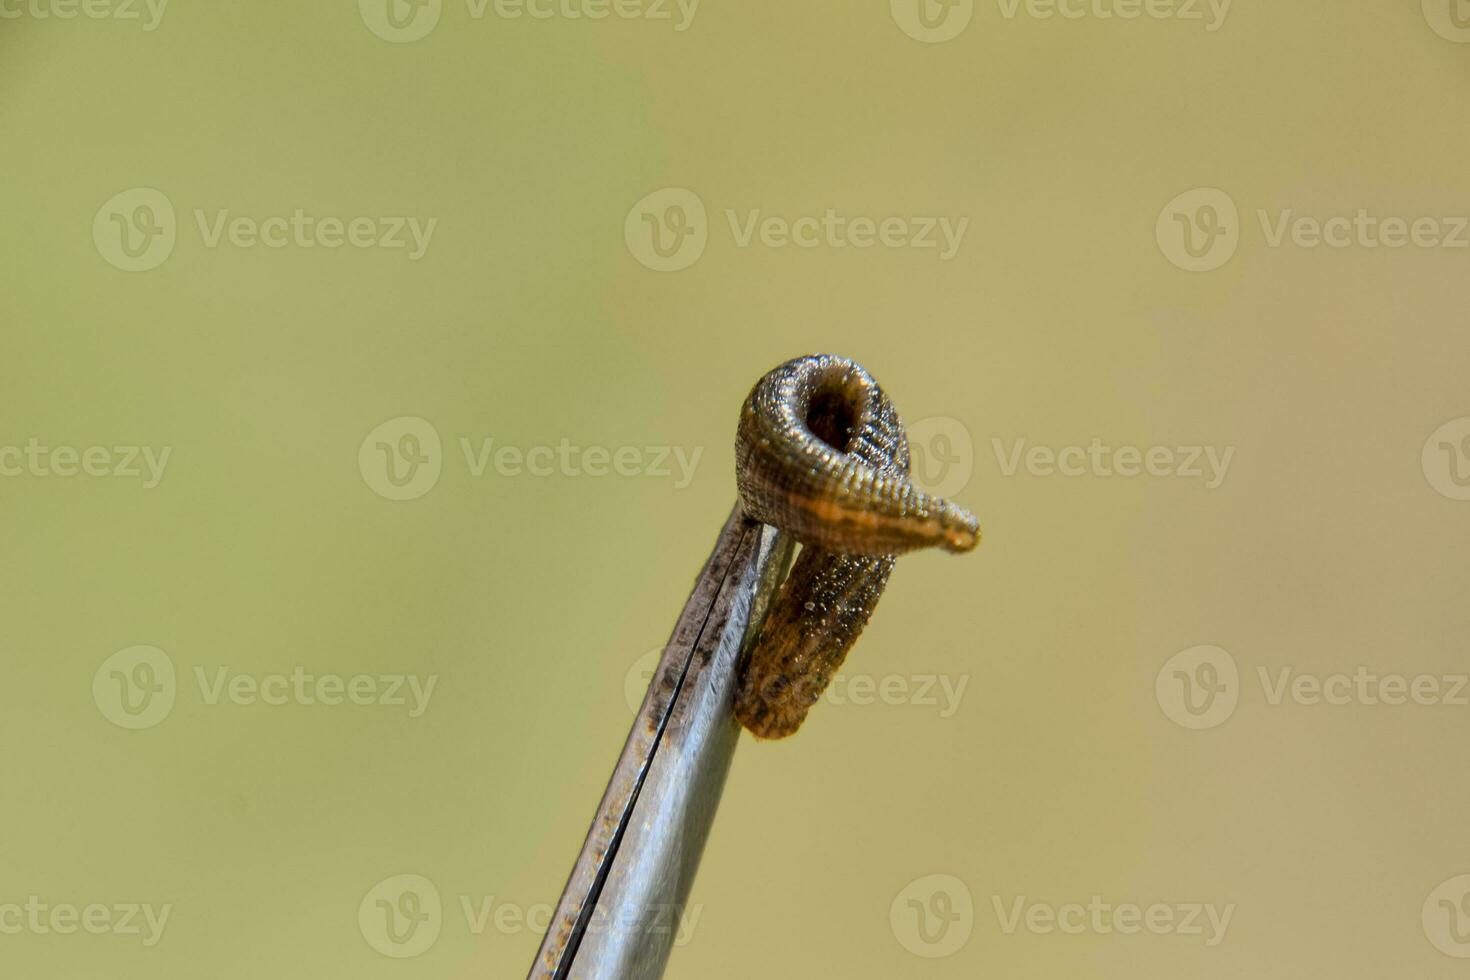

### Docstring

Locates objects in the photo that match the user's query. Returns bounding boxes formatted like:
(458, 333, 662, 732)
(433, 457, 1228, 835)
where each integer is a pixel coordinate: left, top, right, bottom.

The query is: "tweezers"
(527, 506, 794, 980)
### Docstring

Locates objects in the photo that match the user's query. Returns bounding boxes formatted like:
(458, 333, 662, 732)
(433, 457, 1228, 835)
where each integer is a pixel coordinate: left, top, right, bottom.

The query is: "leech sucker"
(732, 354, 981, 739)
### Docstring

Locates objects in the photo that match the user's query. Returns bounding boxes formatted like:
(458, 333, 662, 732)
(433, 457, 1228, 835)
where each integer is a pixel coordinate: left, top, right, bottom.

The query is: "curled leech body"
(733, 354, 981, 739)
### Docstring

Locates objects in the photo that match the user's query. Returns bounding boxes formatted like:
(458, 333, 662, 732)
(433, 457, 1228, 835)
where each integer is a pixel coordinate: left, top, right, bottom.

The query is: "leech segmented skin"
(732, 354, 981, 739)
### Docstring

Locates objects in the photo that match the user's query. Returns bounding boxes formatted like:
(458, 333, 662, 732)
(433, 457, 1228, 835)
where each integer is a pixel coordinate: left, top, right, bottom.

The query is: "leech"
(732, 354, 981, 739)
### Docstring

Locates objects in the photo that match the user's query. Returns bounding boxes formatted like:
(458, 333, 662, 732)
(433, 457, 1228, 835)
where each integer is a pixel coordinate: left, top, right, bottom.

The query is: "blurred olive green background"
(4, 1, 1470, 977)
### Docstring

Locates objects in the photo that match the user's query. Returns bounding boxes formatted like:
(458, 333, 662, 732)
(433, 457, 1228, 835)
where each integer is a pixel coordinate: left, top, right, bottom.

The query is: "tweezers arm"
(529, 506, 793, 980)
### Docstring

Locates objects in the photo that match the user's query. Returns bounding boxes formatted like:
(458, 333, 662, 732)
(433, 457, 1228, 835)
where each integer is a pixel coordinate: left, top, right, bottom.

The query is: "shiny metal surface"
(529, 507, 793, 980)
